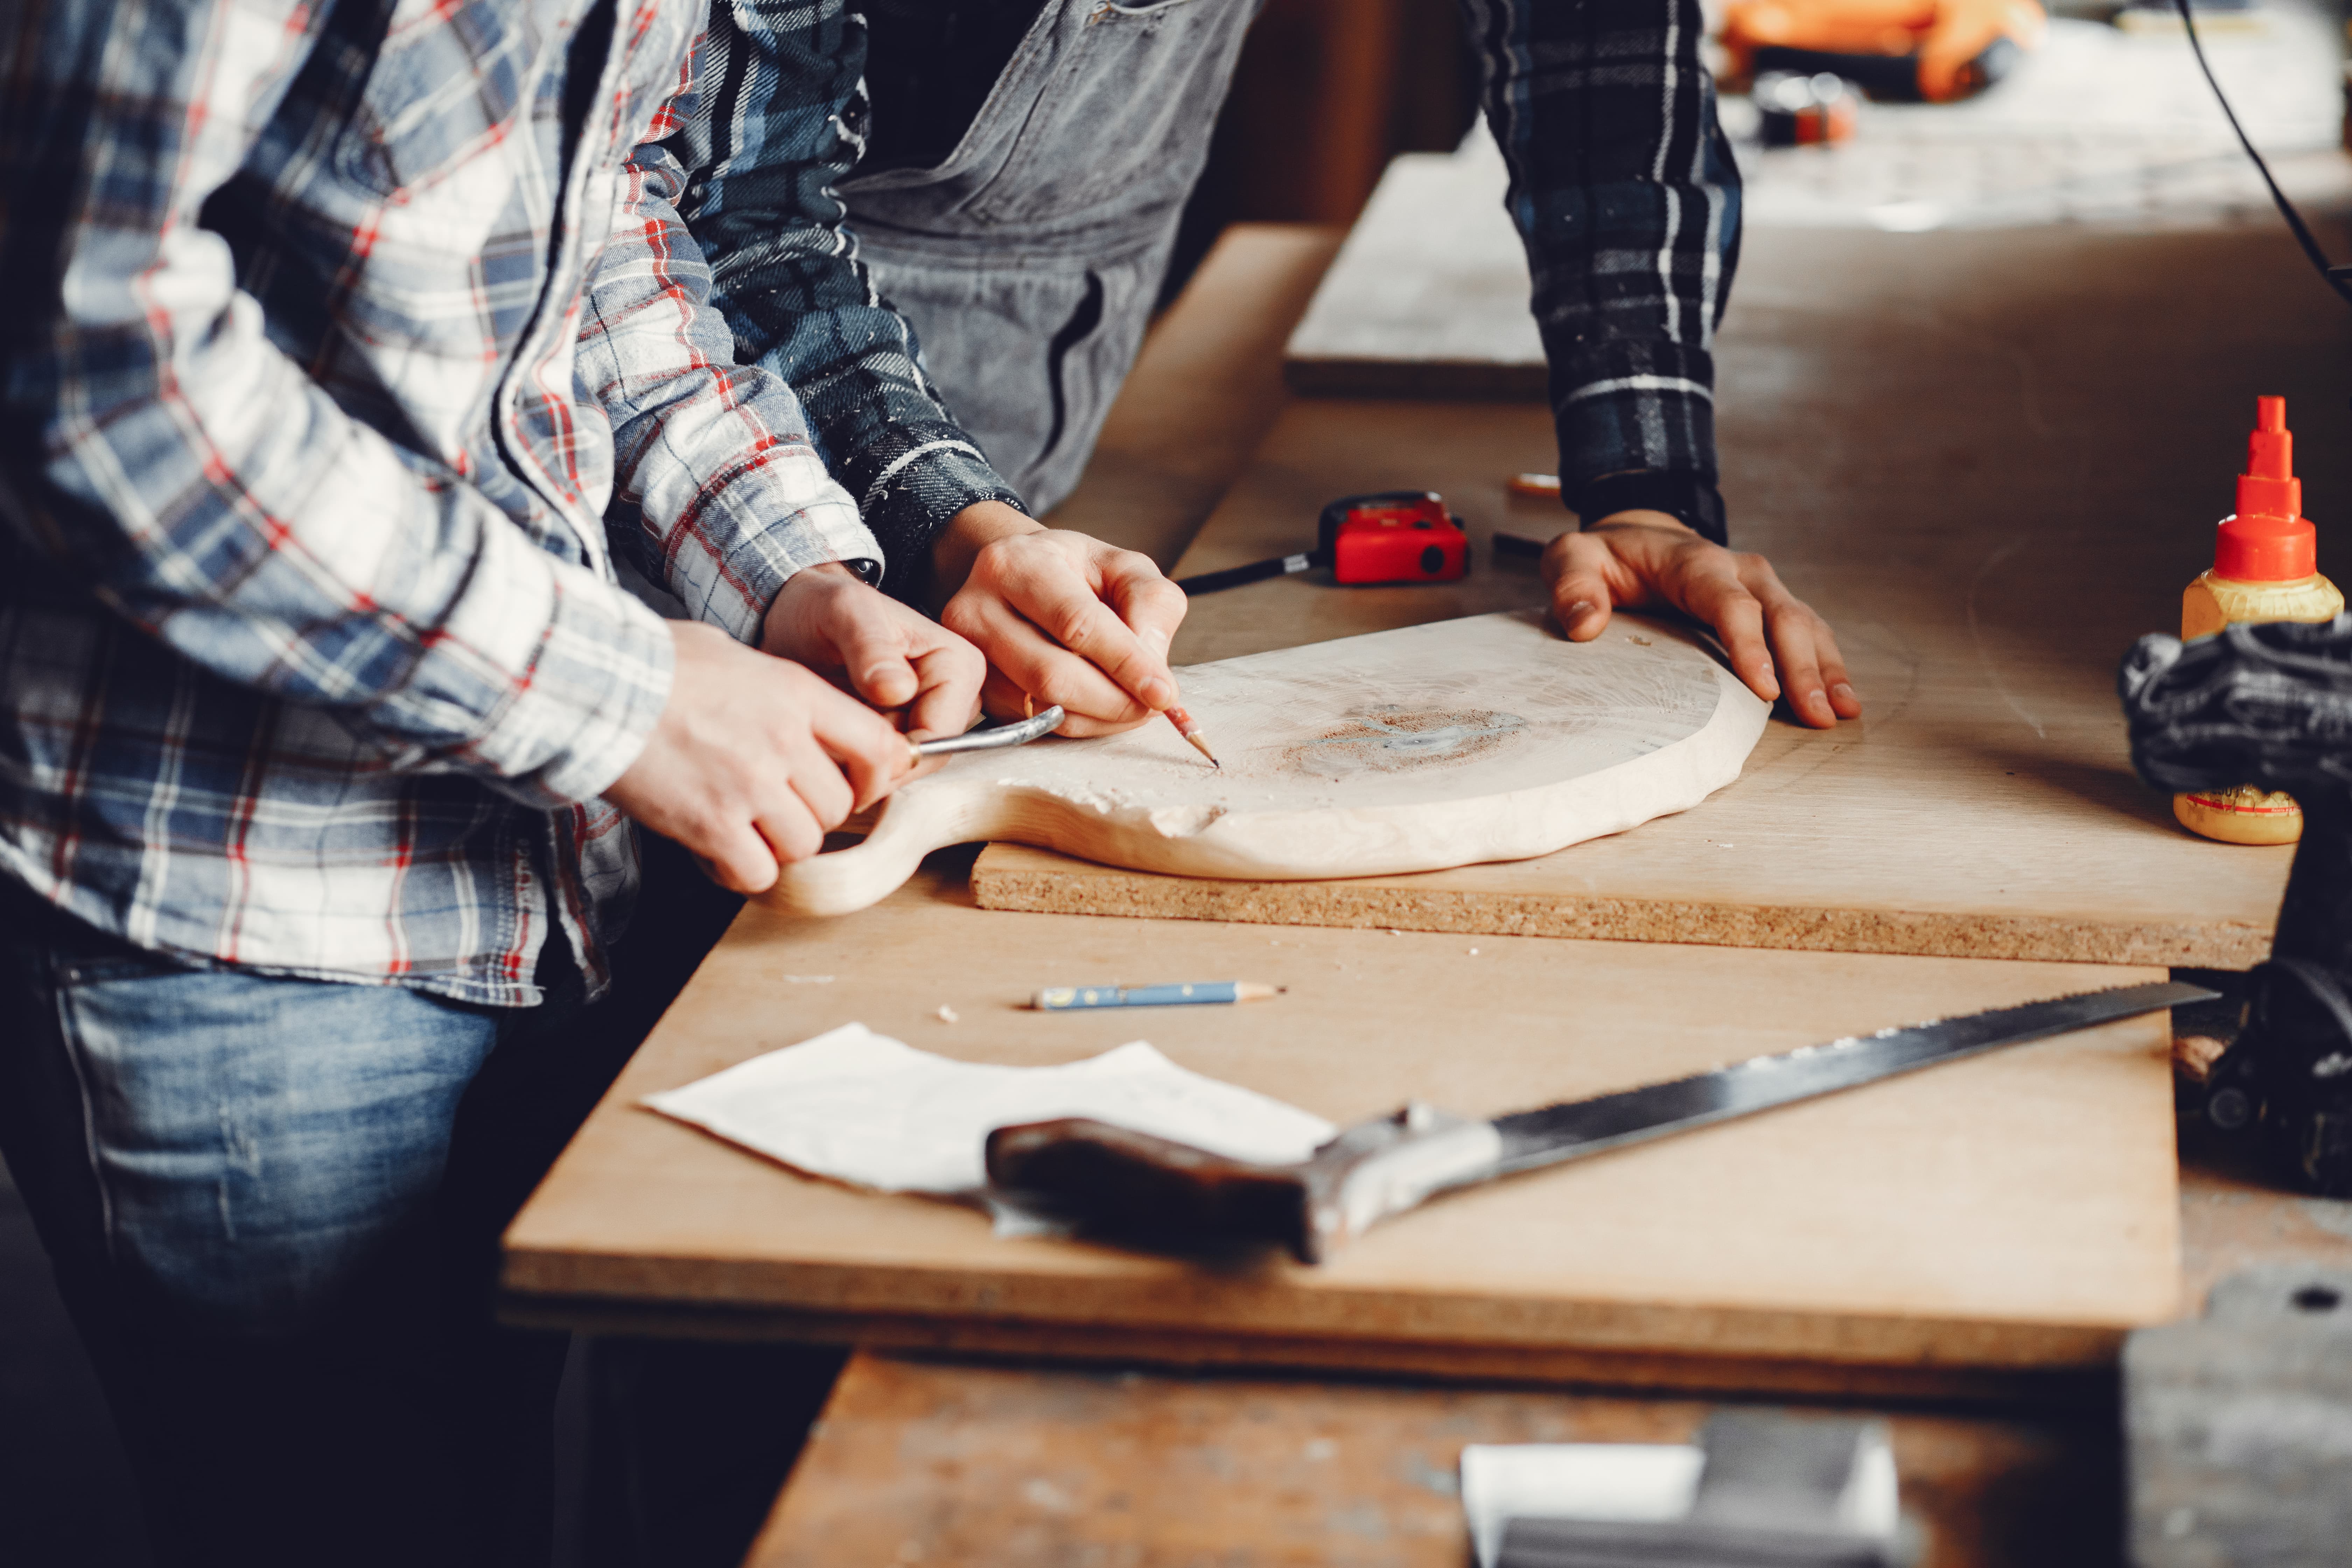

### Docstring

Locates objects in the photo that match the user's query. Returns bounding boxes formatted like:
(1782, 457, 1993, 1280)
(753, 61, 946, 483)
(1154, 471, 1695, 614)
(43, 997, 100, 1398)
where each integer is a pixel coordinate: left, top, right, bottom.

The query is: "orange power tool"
(1719, 0, 2047, 103)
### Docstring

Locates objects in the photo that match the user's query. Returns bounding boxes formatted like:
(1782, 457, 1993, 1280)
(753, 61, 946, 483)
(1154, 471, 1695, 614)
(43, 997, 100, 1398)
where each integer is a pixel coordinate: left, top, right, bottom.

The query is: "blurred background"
(1166, 0, 2352, 300)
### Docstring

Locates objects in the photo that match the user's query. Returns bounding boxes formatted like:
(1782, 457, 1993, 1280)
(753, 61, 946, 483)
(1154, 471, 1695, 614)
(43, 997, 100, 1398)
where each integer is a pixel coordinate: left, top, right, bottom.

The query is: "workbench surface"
(974, 223, 2352, 967)
(503, 857, 2181, 1400)
(494, 220, 2352, 1564)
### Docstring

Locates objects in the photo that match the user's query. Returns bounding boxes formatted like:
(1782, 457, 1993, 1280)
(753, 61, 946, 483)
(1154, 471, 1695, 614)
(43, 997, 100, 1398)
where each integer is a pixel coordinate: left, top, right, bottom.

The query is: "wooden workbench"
(738, 1133, 2352, 1568)
(493, 222, 2352, 1566)
(974, 223, 2352, 968)
(502, 863, 2181, 1401)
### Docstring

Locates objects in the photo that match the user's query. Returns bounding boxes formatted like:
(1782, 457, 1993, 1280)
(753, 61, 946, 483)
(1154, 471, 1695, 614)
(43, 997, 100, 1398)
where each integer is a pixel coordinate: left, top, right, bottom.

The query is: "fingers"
(902, 634, 986, 740)
(1562, 523, 1861, 723)
(698, 818, 782, 896)
(1756, 581, 1860, 727)
(1541, 533, 1629, 642)
(1672, 557, 1780, 706)
(802, 677, 915, 812)
(945, 533, 1183, 730)
(826, 609, 923, 712)
(606, 622, 929, 886)
(1030, 546, 1180, 712)
(1102, 555, 1188, 696)
(947, 589, 1151, 730)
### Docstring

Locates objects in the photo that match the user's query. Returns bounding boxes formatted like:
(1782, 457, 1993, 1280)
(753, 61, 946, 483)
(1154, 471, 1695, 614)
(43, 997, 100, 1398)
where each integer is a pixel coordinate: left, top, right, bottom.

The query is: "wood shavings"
(936, 1005, 959, 1023)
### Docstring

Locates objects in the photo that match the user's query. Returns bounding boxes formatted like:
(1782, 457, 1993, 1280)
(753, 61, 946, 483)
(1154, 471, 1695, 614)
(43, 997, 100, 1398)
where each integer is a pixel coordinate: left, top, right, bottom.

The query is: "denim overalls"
(839, 0, 1262, 513)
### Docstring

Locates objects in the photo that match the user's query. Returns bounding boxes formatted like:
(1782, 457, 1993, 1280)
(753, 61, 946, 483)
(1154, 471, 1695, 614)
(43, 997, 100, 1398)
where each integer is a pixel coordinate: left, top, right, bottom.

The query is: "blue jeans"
(0, 842, 745, 1568)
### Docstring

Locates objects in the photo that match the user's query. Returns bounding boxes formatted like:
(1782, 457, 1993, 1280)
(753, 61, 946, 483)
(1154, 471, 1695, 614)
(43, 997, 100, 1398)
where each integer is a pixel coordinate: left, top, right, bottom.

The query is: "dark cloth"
(862, 0, 1050, 173)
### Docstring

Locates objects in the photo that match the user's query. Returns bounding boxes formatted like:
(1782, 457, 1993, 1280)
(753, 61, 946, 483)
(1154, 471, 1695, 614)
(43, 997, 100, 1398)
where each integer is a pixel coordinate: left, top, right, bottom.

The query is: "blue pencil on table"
(1030, 981, 1285, 1011)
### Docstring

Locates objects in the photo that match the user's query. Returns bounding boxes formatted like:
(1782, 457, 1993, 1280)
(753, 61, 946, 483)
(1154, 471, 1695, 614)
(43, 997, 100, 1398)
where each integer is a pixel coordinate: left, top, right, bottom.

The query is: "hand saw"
(983, 980, 2213, 1263)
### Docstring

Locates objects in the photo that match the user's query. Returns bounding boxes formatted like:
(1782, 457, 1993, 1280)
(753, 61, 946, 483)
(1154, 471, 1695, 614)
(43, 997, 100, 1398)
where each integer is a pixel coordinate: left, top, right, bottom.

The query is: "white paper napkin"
(645, 1022, 1335, 1198)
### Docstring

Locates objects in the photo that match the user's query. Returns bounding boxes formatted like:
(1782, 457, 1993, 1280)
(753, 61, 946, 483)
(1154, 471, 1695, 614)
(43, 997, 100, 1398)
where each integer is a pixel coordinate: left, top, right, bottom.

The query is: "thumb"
(827, 611, 921, 711)
(1543, 534, 1618, 642)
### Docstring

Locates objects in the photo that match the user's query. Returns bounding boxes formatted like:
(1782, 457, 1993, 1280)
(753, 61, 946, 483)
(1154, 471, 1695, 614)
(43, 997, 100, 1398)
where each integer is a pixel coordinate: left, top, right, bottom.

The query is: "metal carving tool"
(985, 980, 2216, 1263)
(911, 705, 1065, 758)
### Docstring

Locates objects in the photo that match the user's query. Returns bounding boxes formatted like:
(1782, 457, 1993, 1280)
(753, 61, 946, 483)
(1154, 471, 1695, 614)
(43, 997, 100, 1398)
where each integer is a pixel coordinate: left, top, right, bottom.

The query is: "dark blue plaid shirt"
(672, 0, 1743, 566)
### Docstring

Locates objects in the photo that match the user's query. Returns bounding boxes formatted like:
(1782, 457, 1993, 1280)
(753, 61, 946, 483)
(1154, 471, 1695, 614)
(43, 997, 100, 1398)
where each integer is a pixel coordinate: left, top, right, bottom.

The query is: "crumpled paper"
(644, 1022, 1334, 1205)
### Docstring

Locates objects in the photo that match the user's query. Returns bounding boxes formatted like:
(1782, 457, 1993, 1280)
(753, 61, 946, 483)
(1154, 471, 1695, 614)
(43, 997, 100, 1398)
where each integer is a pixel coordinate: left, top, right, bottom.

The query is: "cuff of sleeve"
(484, 556, 677, 809)
(855, 435, 1028, 605)
(1572, 471, 1729, 547)
(666, 448, 885, 644)
(1545, 340, 1723, 541)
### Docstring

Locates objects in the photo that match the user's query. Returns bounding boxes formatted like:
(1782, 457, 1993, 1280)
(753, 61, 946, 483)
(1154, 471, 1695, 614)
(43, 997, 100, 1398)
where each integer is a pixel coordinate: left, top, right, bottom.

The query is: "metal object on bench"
(1491, 1412, 1909, 1568)
(2126, 1266, 2352, 1567)
(912, 706, 1065, 757)
(987, 981, 2212, 1263)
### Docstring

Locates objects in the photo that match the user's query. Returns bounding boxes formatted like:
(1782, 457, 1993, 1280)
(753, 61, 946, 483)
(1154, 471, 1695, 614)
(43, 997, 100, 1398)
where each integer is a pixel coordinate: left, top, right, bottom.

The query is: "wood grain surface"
(744, 1353, 2125, 1568)
(976, 224, 2350, 965)
(502, 856, 2182, 1396)
(764, 613, 1765, 916)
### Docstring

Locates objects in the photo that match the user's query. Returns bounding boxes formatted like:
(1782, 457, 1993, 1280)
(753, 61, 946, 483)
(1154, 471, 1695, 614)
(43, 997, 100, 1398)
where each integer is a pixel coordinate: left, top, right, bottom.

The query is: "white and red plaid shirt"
(0, 0, 876, 1005)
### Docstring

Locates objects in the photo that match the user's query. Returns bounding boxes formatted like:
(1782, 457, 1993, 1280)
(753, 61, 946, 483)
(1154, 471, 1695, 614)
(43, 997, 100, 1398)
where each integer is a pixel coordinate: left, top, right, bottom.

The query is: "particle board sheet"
(502, 861, 2183, 1398)
(977, 222, 2344, 965)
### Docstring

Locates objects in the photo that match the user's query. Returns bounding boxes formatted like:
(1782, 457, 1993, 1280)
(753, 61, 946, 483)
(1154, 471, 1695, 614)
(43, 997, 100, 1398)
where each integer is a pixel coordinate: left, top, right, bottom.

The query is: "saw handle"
(985, 1120, 1316, 1258)
(985, 1105, 1505, 1264)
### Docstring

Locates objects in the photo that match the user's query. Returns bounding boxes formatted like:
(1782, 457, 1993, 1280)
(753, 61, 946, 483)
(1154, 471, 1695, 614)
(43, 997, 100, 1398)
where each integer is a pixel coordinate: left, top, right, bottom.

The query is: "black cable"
(2174, 0, 2352, 309)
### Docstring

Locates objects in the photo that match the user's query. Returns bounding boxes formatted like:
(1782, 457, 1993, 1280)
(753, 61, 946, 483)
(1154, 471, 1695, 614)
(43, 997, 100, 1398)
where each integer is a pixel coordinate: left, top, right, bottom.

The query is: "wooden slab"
(766, 613, 1765, 916)
(977, 222, 2350, 965)
(504, 859, 2182, 1401)
(1282, 128, 1544, 398)
(744, 1352, 2124, 1568)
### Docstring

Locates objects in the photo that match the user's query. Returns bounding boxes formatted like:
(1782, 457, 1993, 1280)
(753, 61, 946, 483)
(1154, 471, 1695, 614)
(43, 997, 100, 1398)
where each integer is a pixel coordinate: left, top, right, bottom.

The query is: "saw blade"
(1488, 980, 2216, 1177)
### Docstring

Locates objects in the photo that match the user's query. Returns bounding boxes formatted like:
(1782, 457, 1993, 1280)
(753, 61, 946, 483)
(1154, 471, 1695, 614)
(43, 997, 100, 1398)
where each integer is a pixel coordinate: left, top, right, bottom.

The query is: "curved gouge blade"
(914, 706, 1065, 757)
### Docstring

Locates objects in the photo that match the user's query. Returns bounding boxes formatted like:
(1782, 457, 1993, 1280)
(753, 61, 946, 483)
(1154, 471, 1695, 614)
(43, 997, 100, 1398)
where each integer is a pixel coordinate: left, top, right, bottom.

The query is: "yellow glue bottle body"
(2173, 397, 2343, 846)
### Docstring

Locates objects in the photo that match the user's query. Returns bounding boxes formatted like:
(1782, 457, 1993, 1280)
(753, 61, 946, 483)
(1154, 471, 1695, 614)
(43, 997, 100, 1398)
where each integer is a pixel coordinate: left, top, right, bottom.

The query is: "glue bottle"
(2173, 395, 2343, 845)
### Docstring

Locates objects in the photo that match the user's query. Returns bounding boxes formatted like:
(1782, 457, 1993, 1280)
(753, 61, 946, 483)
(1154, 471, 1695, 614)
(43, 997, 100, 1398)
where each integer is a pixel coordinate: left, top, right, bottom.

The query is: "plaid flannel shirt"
(0, 0, 876, 1006)
(674, 0, 1741, 563)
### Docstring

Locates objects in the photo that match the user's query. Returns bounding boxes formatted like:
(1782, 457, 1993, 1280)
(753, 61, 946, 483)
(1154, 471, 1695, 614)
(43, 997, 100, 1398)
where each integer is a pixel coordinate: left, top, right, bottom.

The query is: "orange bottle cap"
(2215, 395, 2315, 580)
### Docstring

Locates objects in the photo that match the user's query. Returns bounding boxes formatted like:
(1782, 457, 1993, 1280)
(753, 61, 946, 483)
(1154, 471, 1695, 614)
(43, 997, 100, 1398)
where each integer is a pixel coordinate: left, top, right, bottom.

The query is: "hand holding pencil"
(932, 504, 1206, 747)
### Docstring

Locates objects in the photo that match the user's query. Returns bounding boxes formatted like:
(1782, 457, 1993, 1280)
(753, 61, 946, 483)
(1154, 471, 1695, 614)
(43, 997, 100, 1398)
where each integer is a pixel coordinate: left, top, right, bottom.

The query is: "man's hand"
(606, 620, 922, 894)
(1545, 511, 1861, 728)
(763, 561, 986, 741)
(933, 500, 1187, 737)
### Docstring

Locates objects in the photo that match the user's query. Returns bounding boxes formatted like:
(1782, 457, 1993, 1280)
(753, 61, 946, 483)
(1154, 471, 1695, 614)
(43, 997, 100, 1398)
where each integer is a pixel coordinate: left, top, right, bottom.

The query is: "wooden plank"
(978, 222, 2346, 964)
(765, 613, 1767, 917)
(1045, 224, 1340, 569)
(743, 1352, 2126, 1568)
(501, 857, 2183, 1395)
(1282, 129, 1545, 398)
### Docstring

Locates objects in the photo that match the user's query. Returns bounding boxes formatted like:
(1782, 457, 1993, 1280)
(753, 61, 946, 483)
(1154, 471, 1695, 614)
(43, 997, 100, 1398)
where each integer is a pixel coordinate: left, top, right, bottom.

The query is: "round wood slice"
(767, 611, 1768, 916)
